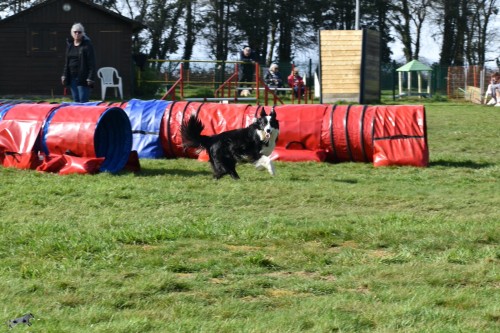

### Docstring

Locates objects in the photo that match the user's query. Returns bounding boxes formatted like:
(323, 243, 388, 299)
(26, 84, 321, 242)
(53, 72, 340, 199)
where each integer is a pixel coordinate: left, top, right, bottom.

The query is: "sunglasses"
(73, 31, 82, 34)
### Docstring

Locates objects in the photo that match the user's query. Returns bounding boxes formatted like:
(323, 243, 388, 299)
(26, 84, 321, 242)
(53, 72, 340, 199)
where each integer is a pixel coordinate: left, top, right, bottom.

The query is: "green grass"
(1, 101, 499, 332)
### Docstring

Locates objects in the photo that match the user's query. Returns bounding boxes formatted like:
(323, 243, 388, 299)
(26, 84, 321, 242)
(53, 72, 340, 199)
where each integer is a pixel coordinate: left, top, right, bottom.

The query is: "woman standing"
(61, 23, 96, 102)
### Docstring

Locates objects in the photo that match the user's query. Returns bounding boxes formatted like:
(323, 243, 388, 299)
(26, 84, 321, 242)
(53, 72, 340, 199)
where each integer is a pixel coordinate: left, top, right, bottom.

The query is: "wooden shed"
(0, 0, 144, 99)
(319, 29, 380, 104)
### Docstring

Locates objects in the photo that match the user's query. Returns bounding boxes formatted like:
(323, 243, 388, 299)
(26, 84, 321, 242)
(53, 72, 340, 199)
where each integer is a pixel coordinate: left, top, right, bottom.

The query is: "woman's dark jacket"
(62, 35, 96, 85)
(264, 71, 283, 88)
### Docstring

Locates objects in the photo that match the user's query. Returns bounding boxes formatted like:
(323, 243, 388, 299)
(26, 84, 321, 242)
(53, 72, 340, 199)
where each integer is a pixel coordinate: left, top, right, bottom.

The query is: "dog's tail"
(181, 115, 211, 150)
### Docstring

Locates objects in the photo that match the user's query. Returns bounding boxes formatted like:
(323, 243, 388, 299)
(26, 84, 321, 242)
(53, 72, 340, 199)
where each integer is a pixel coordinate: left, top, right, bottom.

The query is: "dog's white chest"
(260, 130, 278, 156)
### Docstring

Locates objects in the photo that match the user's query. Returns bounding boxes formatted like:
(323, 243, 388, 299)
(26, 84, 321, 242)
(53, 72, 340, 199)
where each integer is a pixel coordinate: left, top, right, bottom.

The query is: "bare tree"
(411, 0, 432, 59)
(387, 0, 432, 61)
(111, 0, 150, 54)
(465, 0, 499, 65)
(431, 0, 498, 66)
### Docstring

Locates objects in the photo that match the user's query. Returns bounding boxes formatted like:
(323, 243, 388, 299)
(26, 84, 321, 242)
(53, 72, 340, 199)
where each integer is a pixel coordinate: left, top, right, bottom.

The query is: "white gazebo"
(396, 60, 433, 97)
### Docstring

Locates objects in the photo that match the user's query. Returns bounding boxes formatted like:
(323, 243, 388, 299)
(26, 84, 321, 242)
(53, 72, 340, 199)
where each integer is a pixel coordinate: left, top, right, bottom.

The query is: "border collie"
(181, 108, 279, 179)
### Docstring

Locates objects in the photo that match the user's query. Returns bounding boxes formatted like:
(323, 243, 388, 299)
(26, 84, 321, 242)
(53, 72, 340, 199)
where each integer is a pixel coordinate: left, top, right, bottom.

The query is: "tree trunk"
(182, 0, 195, 69)
(439, 0, 456, 66)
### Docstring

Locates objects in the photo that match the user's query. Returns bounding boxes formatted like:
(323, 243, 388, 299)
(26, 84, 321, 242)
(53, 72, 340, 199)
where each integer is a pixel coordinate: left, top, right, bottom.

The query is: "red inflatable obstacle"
(157, 102, 428, 167)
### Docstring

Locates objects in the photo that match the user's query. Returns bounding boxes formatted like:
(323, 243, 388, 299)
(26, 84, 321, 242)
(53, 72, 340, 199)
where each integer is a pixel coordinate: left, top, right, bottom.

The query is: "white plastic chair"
(97, 67, 123, 100)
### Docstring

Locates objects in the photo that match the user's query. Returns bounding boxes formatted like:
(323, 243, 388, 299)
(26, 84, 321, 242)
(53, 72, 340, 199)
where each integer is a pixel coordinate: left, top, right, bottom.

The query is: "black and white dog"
(181, 108, 279, 179)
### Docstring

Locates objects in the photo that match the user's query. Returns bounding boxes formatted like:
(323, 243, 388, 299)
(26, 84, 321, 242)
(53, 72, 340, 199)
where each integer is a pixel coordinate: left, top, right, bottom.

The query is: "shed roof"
(0, 0, 145, 32)
(396, 60, 432, 72)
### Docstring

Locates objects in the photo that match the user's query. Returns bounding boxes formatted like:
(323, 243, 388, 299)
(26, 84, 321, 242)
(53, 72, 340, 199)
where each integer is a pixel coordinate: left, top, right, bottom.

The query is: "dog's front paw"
(268, 161, 276, 176)
(255, 156, 275, 176)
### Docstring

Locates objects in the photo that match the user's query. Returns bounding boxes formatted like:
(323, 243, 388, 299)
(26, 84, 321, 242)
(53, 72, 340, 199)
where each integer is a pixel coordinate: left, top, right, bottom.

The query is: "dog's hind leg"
(211, 162, 227, 179)
(254, 155, 275, 176)
(211, 158, 240, 179)
(228, 168, 240, 179)
(225, 160, 240, 179)
(215, 153, 239, 179)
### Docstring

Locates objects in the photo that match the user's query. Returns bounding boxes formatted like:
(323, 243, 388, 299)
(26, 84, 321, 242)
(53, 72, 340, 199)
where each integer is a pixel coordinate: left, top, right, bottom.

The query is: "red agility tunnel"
(323, 104, 376, 163)
(0, 103, 60, 169)
(158, 102, 428, 167)
(371, 105, 428, 167)
(160, 101, 256, 159)
(0, 103, 133, 174)
(42, 105, 132, 173)
(269, 104, 330, 162)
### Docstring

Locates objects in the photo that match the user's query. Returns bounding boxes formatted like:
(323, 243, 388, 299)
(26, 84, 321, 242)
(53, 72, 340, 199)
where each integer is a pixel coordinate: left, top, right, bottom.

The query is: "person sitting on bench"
(485, 72, 500, 106)
(287, 68, 305, 98)
(264, 63, 284, 94)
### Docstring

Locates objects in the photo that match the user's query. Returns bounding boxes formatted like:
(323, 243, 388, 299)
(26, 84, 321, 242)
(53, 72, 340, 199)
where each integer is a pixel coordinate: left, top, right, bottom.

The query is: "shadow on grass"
(133, 167, 212, 177)
(334, 178, 359, 184)
(430, 159, 494, 169)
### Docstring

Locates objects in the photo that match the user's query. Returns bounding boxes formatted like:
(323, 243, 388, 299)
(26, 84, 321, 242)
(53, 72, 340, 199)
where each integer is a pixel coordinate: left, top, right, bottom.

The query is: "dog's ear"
(260, 108, 267, 118)
(270, 106, 277, 118)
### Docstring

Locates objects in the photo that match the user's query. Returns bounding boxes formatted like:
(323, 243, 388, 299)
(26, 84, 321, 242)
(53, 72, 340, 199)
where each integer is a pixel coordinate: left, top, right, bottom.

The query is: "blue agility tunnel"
(123, 99, 172, 158)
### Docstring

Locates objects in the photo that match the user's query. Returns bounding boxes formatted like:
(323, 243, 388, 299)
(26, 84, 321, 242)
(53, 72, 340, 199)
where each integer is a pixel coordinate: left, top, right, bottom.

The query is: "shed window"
(29, 28, 58, 55)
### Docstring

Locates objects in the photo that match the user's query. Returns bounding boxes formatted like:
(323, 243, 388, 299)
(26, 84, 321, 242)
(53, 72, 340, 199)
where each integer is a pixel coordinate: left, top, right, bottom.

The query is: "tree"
(276, 0, 297, 63)
(146, 0, 184, 61)
(411, 0, 432, 60)
(433, 0, 456, 66)
(232, 0, 271, 62)
(109, 0, 185, 64)
(362, 0, 394, 63)
(199, 0, 239, 61)
(275, 0, 317, 63)
(387, 0, 433, 62)
(431, 0, 498, 66)
(109, 0, 149, 55)
(234, 0, 319, 65)
(309, 0, 393, 63)
(181, 0, 204, 68)
(464, 0, 498, 65)
(266, 1, 279, 65)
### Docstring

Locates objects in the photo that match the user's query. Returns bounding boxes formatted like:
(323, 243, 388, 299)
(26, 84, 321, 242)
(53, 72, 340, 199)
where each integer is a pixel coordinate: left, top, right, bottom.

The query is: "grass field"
(0, 101, 499, 332)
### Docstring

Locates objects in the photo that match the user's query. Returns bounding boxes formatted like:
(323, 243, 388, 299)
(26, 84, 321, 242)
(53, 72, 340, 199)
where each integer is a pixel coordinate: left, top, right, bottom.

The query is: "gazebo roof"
(396, 60, 432, 72)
